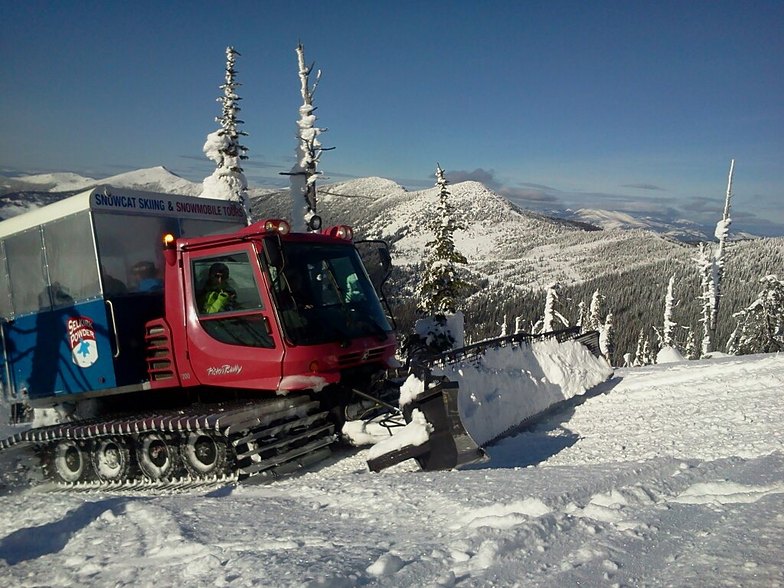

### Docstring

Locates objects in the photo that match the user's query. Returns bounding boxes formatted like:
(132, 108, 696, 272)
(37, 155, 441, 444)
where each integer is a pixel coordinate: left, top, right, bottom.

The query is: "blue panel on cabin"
(4, 299, 117, 401)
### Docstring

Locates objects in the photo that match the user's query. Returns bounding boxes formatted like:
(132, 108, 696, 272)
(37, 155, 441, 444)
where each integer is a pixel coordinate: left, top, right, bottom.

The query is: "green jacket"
(201, 288, 234, 313)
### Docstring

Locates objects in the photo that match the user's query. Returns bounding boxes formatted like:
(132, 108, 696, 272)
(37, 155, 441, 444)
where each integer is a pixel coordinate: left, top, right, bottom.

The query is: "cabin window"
(192, 252, 273, 348)
(93, 213, 174, 295)
(4, 228, 48, 315)
(42, 212, 101, 306)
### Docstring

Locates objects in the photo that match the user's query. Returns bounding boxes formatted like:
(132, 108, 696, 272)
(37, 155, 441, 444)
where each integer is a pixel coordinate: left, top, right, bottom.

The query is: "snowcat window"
(0, 242, 11, 318)
(42, 212, 101, 306)
(4, 228, 48, 315)
(94, 213, 176, 296)
(192, 253, 273, 348)
(271, 242, 392, 346)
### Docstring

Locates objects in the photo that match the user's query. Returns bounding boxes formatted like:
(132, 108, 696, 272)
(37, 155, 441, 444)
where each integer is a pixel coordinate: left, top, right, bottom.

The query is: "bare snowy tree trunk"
(710, 159, 735, 341)
(288, 43, 327, 232)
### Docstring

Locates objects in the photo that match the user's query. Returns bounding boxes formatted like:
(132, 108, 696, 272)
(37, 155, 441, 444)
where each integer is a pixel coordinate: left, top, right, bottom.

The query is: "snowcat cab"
(147, 218, 397, 397)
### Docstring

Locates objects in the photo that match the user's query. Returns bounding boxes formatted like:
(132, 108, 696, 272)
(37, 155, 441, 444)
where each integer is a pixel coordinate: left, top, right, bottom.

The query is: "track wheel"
(52, 440, 90, 483)
(92, 437, 131, 482)
(136, 433, 178, 480)
(180, 432, 227, 477)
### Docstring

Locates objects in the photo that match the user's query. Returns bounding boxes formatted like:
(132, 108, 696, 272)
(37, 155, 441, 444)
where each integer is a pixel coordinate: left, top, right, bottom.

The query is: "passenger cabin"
(0, 187, 246, 406)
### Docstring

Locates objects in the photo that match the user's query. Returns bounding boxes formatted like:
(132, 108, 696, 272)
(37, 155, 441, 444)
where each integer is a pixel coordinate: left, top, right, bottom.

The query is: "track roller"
(92, 437, 132, 482)
(52, 440, 92, 483)
(180, 432, 228, 477)
(137, 433, 179, 480)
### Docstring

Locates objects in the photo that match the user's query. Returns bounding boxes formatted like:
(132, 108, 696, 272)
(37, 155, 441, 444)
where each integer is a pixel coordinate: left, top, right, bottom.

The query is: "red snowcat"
(0, 187, 489, 487)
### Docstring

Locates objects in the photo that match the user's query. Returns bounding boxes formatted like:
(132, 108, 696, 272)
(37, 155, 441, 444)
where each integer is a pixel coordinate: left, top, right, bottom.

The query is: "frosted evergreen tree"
(683, 326, 697, 360)
(633, 329, 645, 366)
(514, 315, 524, 334)
(498, 315, 508, 337)
(600, 312, 615, 363)
(202, 46, 250, 223)
(643, 335, 655, 365)
(662, 275, 677, 348)
(633, 329, 655, 366)
(588, 290, 605, 331)
(576, 301, 587, 330)
(695, 243, 716, 357)
(541, 282, 569, 333)
(726, 275, 784, 354)
(416, 165, 469, 316)
(288, 43, 329, 232)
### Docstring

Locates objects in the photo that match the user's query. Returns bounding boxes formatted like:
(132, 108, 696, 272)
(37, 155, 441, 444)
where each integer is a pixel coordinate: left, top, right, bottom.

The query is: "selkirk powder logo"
(68, 317, 99, 368)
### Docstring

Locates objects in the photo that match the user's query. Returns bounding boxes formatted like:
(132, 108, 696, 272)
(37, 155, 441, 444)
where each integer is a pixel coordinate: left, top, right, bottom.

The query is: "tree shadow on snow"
(464, 375, 625, 470)
(0, 498, 129, 565)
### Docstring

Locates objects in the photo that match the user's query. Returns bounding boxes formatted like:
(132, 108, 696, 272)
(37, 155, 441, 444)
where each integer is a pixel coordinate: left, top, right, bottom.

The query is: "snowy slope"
(2, 167, 198, 195)
(1, 352, 782, 587)
(1, 172, 97, 193)
(269, 178, 692, 292)
(93, 166, 203, 196)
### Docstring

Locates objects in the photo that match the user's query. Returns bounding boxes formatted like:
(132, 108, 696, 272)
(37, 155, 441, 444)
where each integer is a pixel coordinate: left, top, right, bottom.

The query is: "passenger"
(131, 261, 163, 292)
(198, 262, 236, 314)
(344, 273, 365, 303)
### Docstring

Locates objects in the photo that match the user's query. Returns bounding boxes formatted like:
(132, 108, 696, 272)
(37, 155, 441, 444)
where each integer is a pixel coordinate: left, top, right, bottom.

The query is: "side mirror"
(378, 247, 392, 274)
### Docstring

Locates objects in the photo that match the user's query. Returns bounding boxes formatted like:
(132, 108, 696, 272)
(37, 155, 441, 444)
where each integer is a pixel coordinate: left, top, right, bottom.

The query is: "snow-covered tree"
(683, 326, 697, 360)
(498, 315, 508, 337)
(633, 328, 654, 366)
(588, 290, 605, 331)
(514, 315, 524, 334)
(662, 275, 677, 348)
(600, 312, 615, 363)
(416, 165, 469, 316)
(726, 275, 784, 355)
(576, 301, 587, 330)
(541, 282, 569, 333)
(288, 43, 329, 232)
(633, 329, 646, 366)
(201, 46, 250, 223)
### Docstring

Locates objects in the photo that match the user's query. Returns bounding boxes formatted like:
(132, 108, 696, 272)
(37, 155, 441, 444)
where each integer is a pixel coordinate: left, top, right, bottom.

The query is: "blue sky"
(1, 1, 783, 235)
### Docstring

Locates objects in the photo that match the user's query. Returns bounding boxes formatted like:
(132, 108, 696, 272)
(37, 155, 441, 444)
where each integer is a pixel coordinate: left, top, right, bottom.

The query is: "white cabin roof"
(0, 186, 246, 239)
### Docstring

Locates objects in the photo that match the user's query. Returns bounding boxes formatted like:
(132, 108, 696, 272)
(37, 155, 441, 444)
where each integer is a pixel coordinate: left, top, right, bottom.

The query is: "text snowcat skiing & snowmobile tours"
(0, 187, 609, 489)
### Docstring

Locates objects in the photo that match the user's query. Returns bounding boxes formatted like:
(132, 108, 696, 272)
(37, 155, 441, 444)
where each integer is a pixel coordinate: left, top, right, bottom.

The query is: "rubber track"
(1, 395, 337, 490)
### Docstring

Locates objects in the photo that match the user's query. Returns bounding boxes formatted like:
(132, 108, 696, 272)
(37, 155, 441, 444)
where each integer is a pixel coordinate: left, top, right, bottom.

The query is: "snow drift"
(438, 337, 613, 446)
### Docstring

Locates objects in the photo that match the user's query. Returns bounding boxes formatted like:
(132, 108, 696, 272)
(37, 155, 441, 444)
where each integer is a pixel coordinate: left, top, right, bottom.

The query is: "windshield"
(266, 241, 392, 346)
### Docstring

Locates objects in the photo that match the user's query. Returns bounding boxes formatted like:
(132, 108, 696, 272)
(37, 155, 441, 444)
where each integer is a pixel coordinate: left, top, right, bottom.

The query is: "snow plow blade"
(366, 378, 487, 473)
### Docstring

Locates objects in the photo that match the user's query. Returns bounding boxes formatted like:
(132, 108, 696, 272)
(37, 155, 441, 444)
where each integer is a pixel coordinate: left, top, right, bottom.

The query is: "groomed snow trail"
(0, 353, 782, 587)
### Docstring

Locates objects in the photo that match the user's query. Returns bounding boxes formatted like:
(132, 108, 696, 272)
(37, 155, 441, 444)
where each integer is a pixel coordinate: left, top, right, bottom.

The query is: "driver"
(199, 263, 236, 313)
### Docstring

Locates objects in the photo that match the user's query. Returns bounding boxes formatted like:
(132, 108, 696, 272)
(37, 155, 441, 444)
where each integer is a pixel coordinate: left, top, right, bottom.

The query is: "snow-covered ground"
(0, 353, 782, 587)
